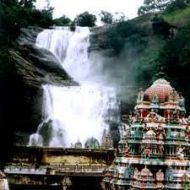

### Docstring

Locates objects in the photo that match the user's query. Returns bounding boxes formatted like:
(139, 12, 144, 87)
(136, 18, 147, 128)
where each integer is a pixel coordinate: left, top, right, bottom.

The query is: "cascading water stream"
(36, 27, 92, 83)
(29, 27, 120, 148)
(0, 178, 9, 190)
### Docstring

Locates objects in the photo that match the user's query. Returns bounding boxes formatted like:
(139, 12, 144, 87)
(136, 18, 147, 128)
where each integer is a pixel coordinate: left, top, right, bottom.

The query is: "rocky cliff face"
(16, 27, 75, 86)
(0, 27, 75, 147)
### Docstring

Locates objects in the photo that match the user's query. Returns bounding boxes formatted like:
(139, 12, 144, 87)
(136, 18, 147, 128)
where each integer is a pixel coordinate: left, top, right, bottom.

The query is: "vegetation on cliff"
(139, 5, 190, 112)
(138, 0, 190, 15)
(0, 0, 55, 83)
(95, 1, 190, 114)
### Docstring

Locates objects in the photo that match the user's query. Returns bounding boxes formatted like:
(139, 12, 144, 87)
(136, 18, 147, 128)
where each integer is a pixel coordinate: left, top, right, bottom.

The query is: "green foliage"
(74, 11, 97, 27)
(159, 24, 190, 67)
(139, 0, 190, 15)
(163, 6, 190, 26)
(100, 10, 113, 24)
(53, 15, 72, 26)
(127, 34, 147, 52)
(158, 24, 190, 110)
(107, 21, 146, 54)
(0, 0, 53, 43)
(0, 0, 54, 85)
(164, 0, 188, 13)
(0, 0, 54, 81)
(152, 15, 171, 38)
(19, 0, 36, 8)
(138, 0, 172, 15)
(134, 49, 160, 87)
(108, 31, 124, 54)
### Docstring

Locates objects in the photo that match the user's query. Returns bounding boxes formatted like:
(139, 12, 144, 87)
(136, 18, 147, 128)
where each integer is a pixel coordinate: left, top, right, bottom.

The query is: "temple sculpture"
(104, 78, 190, 190)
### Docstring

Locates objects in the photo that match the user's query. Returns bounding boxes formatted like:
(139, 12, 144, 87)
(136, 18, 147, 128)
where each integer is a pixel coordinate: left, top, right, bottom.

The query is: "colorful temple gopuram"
(104, 78, 190, 190)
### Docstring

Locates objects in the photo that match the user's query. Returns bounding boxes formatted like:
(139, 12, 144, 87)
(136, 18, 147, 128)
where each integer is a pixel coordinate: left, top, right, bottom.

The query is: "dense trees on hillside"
(107, 21, 146, 54)
(103, 0, 190, 113)
(138, 0, 172, 15)
(165, 0, 188, 12)
(138, 0, 190, 15)
(158, 24, 190, 103)
(137, 1, 190, 111)
(152, 14, 172, 38)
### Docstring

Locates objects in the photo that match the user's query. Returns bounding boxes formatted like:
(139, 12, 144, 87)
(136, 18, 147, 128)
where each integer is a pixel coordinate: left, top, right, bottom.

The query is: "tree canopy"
(0, 0, 53, 43)
(0, 0, 54, 77)
(138, 0, 190, 15)
(138, 0, 171, 15)
(74, 11, 97, 27)
(100, 11, 113, 24)
(53, 15, 72, 26)
(156, 23, 190, 110)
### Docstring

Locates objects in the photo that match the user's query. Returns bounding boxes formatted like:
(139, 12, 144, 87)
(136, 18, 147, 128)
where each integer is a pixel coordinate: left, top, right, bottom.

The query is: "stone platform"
(4, 146, 115, 190)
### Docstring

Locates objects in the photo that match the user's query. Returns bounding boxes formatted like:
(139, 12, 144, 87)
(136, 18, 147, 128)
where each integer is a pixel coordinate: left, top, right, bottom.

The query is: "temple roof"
(144, 78, 174, 103)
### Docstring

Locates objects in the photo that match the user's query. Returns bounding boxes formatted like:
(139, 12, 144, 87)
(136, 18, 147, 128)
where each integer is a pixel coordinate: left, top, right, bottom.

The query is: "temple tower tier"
(103, 78, 190, 190)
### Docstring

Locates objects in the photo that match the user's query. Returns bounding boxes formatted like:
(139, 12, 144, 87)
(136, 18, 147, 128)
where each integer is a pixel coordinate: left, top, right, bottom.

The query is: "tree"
(107, 21, 145, 54)
(19, 0, 36, 8)
(54, 15, 72, 26)
(164, 0, 188, 13)
(100, 10, 113, 24)
(0, 0, 53, 41)
(74, 11, 97, 27)
(113, 12, 127, 23)
(138, 0, 172, 15)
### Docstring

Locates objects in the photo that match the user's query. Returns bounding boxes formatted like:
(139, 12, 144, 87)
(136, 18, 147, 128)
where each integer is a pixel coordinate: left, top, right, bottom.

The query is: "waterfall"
(0, 171, 9, 190)
(29, 27, 120, 148)
(0, 179, 9, 190)
(36, 27, 92, 83)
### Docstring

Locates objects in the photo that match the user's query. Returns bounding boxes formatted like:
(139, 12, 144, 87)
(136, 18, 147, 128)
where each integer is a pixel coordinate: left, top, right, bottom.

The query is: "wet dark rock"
(38, 120, 54, 146)
(89, 25, 112, 51)
(12, 45, 75, 87)
(17, 26, 43, 46)
(15, 26, 76, 86)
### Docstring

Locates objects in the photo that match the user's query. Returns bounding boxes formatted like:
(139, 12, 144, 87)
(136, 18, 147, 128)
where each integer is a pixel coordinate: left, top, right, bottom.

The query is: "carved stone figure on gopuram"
(103, 78, 190, 190)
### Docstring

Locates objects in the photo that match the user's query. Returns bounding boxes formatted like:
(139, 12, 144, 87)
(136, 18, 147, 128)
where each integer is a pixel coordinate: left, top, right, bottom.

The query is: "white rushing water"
(0, 178, 9, 190)
(36, 27, 92, 83)
(29, 27, 119, 148)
